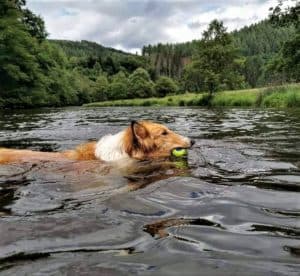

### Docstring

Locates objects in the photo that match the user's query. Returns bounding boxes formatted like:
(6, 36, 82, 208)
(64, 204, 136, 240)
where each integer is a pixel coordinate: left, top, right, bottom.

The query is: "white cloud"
(26, 0, 279, 53)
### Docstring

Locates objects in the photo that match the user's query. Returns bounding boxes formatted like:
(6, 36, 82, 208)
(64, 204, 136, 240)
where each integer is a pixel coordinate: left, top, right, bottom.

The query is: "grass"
(259, 85, 300, 108)
(84, 84, 300, 108)
(211, 88, 260, 107)
(84, 93, 208, 107)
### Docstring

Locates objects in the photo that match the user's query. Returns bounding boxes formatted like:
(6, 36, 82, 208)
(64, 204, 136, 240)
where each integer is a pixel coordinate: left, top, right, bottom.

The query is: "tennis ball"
(173, 160, 188, 169)
(171, 148, 188, 157)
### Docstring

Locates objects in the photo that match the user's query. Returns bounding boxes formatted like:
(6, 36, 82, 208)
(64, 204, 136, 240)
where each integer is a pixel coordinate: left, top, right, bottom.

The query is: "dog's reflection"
(0, 158, 190, 194)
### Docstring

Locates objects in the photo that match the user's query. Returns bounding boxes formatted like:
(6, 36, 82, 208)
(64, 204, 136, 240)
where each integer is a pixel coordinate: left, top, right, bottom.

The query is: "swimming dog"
(0, 121, 194, 164)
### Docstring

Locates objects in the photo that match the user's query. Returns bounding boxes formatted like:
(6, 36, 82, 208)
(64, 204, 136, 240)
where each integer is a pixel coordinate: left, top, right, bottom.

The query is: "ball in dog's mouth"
(171, 147, 188, 157)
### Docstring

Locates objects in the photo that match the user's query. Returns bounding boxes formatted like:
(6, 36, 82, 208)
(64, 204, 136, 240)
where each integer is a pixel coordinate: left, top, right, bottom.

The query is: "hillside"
(142, 20, 295, 86)
(50, 39, 130, 58)
(50, 39, 149, 76)
(1, 0, 298, 108)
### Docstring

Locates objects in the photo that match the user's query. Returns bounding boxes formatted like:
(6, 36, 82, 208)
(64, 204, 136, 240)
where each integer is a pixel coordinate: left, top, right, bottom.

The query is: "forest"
(0, 0, 299, 108)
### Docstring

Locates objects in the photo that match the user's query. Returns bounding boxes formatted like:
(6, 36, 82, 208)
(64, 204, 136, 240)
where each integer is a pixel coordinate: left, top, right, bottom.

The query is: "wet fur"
(0, 121, 191, 164)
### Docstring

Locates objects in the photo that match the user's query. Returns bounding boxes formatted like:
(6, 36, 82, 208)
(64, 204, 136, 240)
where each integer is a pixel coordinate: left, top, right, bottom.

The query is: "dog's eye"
(161, 130, 168, 136)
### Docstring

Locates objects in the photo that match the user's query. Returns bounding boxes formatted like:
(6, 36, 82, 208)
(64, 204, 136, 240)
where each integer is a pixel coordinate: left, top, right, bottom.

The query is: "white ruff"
(95, 131, 129, 162)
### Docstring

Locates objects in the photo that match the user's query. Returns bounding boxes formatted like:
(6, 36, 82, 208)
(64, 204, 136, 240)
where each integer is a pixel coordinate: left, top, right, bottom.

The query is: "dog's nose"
(190, 139, 195, 146)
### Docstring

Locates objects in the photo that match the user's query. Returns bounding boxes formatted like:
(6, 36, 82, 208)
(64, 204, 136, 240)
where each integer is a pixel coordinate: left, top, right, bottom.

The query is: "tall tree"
(269, 0, 299, 28)
(269, 0, 300, 81)
(183, 20, 244, 94)
(0, 0, 46, 107)
(108, 72, 129, 100)
(0, 0, 79, 107)
(22, 8, 48, 41)
(94, 75, 109, 101)
(128, 68, 154, 98)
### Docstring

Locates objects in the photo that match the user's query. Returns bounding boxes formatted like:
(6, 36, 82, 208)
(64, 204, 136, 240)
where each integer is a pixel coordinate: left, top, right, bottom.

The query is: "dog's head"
(124, 121, 194, 160)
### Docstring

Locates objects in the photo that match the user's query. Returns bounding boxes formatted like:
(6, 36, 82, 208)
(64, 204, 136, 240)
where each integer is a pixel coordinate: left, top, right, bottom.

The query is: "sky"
(26, 0, 278, 54)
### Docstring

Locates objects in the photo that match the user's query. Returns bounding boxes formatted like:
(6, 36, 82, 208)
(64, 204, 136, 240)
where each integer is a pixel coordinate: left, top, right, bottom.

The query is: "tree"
(281, 34, 300, 81)
(119, 55, 146, 73)
(22, 8, 48, 41)
(268, 0, 300, 81)
(269, 0, 299, 29)
(182, 20, 244, 94)
(94, 75, 109, 101)
(155, 76, 179, 97)
(0, 0, 47, 107)
(108, 72, 129, 100)
(182, 61, 204, 92)
(128, 68, 154, 98)
(0, 0, 82, 107)
(71, 71, 93, 105)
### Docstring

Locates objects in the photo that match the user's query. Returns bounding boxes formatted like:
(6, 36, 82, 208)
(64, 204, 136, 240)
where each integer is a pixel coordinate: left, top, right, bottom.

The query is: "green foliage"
(143, 19, 295, 89)
(108, 71, 129, 100)
(155, 76, 178, 97)
(181, 62, 203, 92)
(50, 40, 150, 77)
(86, 84, 300, 108)
(22, 8, 48, 41)
(0, 0, 88, 108)
(267, 1, 300, 82)
(0, 0, 45, 107)
(183, 20, 245, 95)
(280, 33, 300, 81)
(243, 55, 264, 87)
(1, 0, 299, 108)
(128, 68, 154, 98)
(269, 0, 299, 29)
(212, 90, 259, 107)
(94, 75, 109, 101)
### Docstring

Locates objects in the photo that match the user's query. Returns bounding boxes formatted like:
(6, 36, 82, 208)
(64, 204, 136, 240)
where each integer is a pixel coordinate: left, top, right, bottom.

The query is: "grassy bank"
(84, 84, 300, 108)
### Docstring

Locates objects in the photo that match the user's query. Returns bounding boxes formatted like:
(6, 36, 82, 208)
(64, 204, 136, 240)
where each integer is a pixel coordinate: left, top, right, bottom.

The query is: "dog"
(0, 121, 194, 164)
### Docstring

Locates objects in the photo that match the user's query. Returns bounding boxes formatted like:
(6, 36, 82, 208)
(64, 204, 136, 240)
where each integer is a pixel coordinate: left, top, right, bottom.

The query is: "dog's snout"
(190, 139, 195, 146)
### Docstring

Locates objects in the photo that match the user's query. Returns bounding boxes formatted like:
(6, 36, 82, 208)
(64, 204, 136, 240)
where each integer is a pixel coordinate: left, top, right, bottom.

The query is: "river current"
(0, 107, 299, 275)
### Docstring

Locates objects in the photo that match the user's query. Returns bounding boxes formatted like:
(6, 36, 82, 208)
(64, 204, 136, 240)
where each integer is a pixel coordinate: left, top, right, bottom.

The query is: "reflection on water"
(0, 107, 300, 275)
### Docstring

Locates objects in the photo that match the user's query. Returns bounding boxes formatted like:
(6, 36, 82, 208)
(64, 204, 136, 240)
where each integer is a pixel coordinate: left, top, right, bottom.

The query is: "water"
(0, 107, 299, 275)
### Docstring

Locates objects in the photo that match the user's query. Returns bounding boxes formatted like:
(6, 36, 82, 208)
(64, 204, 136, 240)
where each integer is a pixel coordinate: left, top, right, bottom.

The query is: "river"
(0, 107, 299, 275)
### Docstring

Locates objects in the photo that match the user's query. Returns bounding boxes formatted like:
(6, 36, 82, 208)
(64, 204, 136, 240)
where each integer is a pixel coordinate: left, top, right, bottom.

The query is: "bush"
(94, 75, 109, 101)
(179, 100, 185, 106)
(128, 68, 154, 98)
(107, 72, 129, 100)
(155, 76, 179, 97)
(142, 100, 151, 106)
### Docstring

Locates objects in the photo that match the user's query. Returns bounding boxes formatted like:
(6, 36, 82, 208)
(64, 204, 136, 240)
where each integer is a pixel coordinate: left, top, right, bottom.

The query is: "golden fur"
(124, 121, 191, 160)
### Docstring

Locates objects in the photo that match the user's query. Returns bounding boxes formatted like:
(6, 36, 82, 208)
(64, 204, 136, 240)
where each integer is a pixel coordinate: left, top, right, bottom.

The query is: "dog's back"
(0, 142, 97, 164)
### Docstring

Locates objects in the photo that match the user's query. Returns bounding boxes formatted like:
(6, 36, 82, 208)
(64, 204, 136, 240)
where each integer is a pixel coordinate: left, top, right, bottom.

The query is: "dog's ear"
(131, 121, 149, 141)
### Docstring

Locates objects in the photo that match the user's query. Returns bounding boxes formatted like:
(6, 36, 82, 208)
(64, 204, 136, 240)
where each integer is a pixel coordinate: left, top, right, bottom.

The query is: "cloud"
(26, 0, 278, 53)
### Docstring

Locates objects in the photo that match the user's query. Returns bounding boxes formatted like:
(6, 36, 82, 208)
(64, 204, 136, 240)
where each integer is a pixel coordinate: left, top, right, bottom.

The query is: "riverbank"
(84, 84, 300, 108)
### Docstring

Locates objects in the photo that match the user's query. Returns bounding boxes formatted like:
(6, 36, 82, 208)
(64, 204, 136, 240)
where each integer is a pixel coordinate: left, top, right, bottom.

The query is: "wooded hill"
(0, 0, 298, 108)
(50, 39, 127, 58)
(142, 20, 296, 87)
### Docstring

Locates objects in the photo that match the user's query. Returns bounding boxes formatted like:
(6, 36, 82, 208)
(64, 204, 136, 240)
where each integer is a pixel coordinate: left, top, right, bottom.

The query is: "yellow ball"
(173, 160, 188, 169)
(172, 148, 188, 157)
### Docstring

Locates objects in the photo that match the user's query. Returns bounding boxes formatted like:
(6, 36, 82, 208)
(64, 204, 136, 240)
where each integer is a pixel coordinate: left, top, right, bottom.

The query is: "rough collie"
(0, 121, 194, 164)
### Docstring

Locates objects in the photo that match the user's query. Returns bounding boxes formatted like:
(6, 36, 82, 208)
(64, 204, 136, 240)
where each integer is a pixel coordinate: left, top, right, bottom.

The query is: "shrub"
(94, 75, 109, 101)
(179, 100, 185, 106)
(128, 68, 154, 98)
(155, 76, 179, 97)
(107, 72, 129, 100)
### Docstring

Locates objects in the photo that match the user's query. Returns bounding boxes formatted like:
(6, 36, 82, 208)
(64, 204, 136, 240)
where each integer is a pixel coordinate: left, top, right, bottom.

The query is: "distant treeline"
(142, 20, 296, 87)
(0, 0, 299, 108)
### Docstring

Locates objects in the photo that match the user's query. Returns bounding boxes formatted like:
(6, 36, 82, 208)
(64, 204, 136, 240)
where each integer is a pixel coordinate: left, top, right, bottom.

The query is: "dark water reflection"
(0, 107, 299, 275)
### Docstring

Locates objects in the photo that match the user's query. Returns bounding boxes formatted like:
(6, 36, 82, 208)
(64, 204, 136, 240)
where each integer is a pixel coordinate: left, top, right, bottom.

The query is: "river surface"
(0, 107, 299, 275)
